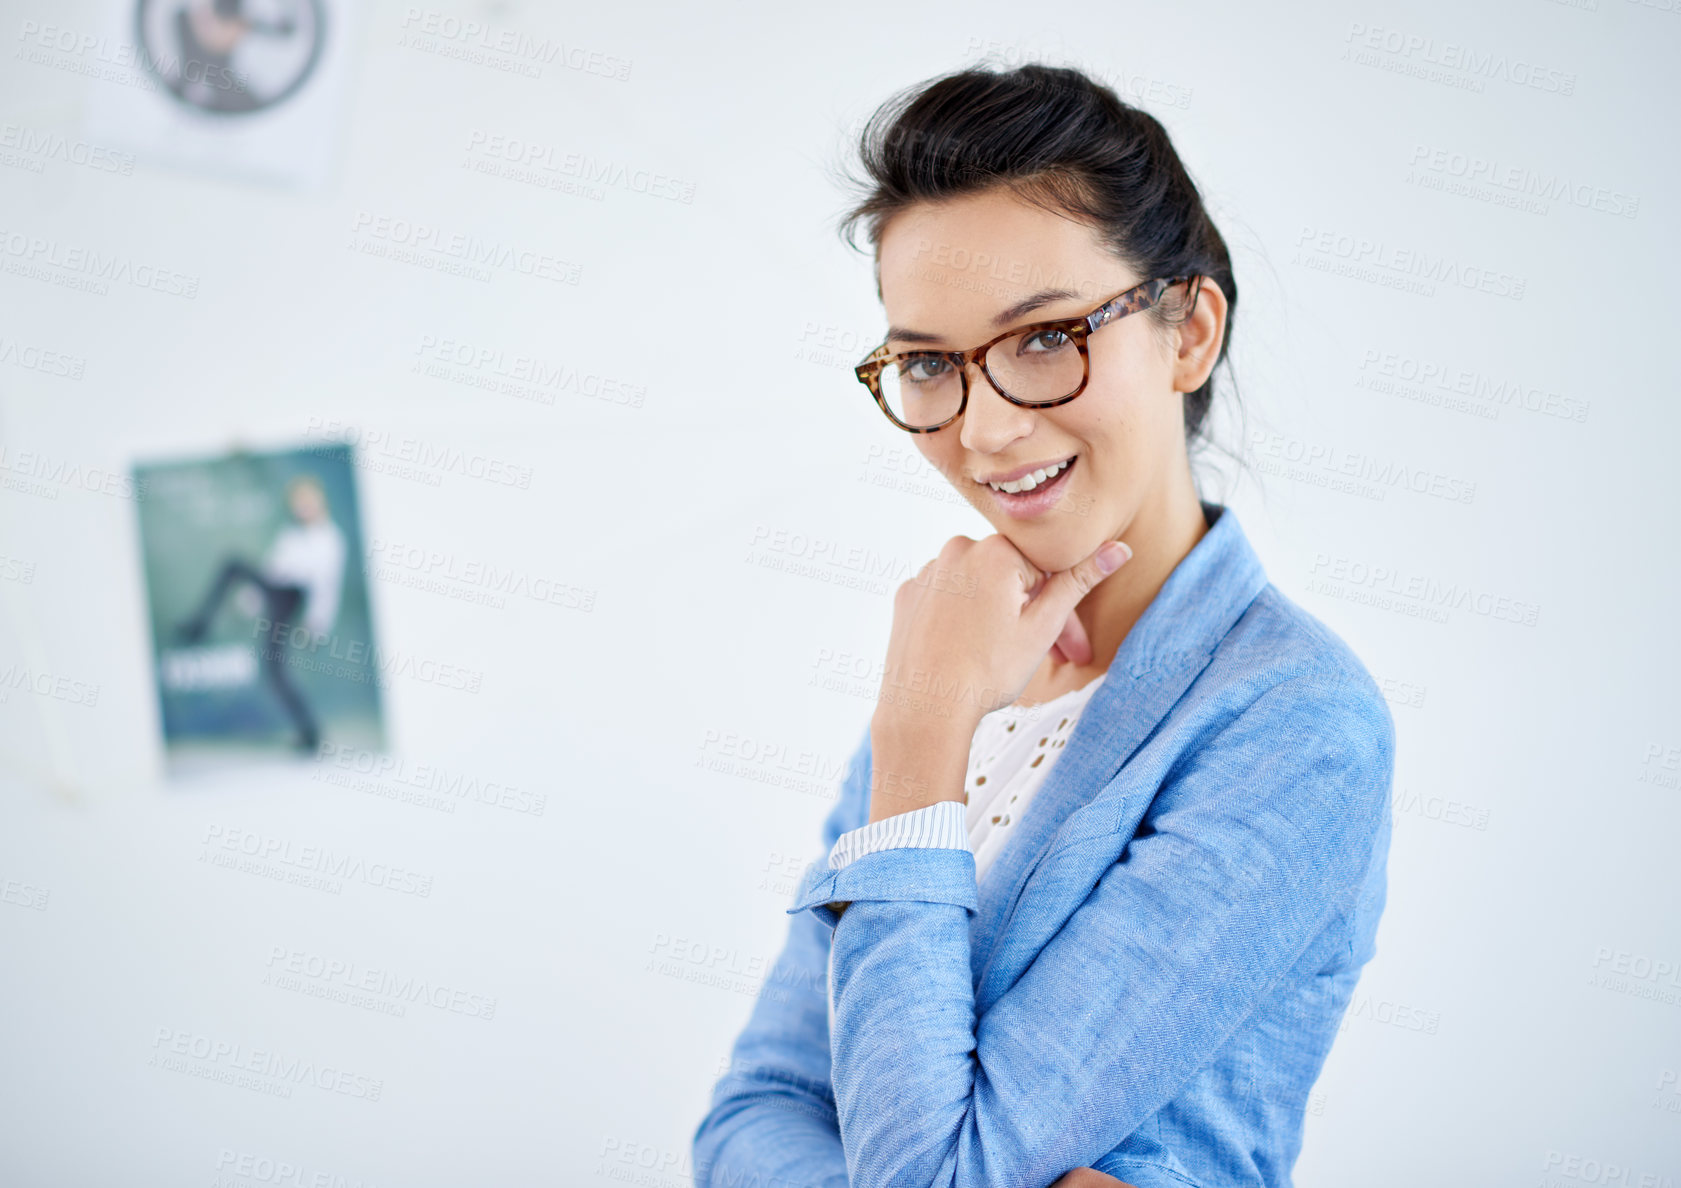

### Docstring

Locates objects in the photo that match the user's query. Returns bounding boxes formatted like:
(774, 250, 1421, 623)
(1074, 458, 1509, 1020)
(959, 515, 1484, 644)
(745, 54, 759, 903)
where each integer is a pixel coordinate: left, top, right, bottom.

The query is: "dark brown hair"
(836, 63, 1242, 461)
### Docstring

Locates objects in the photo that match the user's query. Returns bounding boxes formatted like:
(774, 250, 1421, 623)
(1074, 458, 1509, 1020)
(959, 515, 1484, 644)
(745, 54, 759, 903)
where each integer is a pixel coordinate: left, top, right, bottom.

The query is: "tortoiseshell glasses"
(854, 275, 1201, 433)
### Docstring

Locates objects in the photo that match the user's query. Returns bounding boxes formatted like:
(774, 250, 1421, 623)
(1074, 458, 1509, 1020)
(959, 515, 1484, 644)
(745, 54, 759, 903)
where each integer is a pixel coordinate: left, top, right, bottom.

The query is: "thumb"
(1026, 539, 1131, 635)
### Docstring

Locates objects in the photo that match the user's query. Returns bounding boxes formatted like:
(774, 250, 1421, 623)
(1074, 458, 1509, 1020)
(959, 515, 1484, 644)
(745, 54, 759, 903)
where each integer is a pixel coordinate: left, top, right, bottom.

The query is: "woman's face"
(875, 186, 1209, 576)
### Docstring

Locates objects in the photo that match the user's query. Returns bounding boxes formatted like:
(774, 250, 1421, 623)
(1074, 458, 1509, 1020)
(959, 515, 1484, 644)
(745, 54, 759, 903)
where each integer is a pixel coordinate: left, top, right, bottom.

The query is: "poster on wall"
(134, 442, 385, 773)
(78, 0, 356, 191)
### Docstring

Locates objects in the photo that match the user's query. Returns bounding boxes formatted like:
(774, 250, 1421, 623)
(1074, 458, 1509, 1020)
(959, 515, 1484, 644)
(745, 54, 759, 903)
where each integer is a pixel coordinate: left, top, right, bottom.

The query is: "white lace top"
(962, 672, 1108, 882)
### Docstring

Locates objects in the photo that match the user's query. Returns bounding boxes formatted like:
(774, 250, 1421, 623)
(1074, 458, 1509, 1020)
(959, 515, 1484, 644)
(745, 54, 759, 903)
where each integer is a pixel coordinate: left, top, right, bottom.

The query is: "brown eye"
(902, 354, 953, 384)
(1019, 328, 1071, 355)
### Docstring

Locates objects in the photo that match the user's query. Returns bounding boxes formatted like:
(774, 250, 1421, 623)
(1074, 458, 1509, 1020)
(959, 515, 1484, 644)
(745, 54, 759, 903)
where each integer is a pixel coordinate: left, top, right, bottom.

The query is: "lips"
(983, 454, 1078, 520)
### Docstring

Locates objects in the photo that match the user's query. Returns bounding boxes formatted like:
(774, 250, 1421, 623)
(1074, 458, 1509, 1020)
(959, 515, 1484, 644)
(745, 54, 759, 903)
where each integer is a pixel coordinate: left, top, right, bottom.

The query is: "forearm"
(694, 1095, 850, 1188)
(828, 894, 986, 1186)
(865, 707, 975, 826)
(797, 712, 995, 1182)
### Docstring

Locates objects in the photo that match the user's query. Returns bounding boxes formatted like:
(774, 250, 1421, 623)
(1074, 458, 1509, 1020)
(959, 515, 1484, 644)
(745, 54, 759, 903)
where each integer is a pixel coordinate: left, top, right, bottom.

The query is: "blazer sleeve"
(690, 718, 874, 1188)
(786, 668, 1397, 1188)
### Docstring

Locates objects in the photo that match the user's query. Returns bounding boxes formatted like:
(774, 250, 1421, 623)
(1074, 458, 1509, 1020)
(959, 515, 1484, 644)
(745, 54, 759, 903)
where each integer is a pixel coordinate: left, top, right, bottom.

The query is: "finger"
(1053, 606, 1094, 665)
(983, 539, 1045, 600)
(1026, 539, 1132, 637)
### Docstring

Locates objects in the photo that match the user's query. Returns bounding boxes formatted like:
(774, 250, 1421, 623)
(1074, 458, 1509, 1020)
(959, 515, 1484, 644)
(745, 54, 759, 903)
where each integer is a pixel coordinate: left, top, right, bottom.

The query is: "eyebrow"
(886, 287, 1086, 347)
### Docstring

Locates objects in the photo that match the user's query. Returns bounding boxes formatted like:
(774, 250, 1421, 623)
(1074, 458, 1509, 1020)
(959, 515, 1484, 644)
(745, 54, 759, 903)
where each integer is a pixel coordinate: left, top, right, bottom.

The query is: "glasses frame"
(854, 274, 1201, 434)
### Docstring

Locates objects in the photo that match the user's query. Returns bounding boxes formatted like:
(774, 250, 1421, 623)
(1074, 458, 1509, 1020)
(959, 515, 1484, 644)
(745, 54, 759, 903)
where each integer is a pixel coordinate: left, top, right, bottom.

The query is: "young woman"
(175, 475, 347, 752)
(692, 64, 1395, 1188)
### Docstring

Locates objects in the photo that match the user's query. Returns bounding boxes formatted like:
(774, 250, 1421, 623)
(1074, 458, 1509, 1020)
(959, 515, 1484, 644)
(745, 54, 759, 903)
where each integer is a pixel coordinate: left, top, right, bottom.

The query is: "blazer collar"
(967, 499, 1271, 981)
(1104, 498, 1268, 680)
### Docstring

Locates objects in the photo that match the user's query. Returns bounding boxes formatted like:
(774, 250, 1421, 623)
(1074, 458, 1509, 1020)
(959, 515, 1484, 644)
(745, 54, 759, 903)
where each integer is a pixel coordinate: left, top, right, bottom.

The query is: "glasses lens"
(878, 354, 964, 429)
(984, 327, 1084, 404)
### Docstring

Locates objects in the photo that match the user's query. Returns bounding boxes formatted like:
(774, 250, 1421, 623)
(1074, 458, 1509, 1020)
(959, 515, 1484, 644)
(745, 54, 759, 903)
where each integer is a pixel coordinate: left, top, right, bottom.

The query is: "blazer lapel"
(967, 501, 1271, 998)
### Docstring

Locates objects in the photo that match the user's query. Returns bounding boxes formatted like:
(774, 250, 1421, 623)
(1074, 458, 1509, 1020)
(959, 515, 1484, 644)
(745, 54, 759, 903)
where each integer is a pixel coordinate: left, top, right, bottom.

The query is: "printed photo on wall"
(79, 0, 356, 191)
(134, 442, 385, 772)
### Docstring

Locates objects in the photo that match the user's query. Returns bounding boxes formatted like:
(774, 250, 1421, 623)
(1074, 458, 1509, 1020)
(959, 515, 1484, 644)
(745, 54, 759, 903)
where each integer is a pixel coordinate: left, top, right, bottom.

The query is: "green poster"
(134, 442, 385, 770)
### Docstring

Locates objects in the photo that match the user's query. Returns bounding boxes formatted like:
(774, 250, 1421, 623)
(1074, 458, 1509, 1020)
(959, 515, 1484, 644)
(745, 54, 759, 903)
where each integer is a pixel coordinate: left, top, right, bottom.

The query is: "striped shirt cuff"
(828, 799, 970, 871)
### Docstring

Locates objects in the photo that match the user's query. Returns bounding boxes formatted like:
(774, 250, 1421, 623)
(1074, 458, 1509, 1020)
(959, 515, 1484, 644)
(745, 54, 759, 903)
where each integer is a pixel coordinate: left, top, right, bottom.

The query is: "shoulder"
(1207, 580, 1392, 747)
(1163, 580, 1397, 822)
(1131, 584, 1396, 911)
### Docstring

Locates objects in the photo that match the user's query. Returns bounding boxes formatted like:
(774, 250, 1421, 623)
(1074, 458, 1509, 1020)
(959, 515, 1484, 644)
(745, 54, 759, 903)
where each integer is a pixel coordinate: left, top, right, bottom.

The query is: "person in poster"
(174, 474, 346, 751)
(135, 442, 384, 768)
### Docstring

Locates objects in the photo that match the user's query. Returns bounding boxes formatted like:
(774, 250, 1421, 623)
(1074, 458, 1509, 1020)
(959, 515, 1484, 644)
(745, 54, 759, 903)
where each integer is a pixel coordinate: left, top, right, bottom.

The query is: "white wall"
(1, 0, 1677, 1184)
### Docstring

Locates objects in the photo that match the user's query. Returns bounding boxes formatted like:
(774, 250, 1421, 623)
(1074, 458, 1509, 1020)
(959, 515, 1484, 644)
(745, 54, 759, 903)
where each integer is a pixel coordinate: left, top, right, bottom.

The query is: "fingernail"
(1096, 541, 1131, 574)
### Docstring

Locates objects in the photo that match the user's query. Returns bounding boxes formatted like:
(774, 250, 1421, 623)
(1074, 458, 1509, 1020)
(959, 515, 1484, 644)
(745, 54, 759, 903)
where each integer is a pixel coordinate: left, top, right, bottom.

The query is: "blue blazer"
(693, 500, 1396, 1188)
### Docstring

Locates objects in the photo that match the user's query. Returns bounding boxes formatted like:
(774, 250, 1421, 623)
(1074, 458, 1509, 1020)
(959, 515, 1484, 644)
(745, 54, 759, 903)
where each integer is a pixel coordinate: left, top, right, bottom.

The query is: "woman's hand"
(865, 533, 1131, 824)
(1050, 1169, 1137, 1188)
(878, 532, 1131, 729)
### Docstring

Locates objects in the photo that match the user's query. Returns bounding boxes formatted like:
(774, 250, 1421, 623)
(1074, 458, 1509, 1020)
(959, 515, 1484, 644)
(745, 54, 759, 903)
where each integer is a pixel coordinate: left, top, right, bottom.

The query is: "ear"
(1173, 276, 1227, 396)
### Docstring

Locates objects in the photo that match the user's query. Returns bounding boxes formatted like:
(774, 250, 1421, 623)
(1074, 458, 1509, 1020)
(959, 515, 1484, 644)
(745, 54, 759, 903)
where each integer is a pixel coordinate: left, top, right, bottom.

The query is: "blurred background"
(0, 0, 1677, 1183)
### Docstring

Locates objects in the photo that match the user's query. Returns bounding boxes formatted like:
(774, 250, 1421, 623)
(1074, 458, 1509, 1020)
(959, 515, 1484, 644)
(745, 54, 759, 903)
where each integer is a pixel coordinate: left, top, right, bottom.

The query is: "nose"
(957, 358, 1036, 455)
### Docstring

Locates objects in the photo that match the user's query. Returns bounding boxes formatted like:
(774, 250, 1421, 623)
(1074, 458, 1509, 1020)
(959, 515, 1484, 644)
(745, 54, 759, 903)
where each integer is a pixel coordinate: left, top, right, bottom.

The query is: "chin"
(1001, 532, 1084, 577)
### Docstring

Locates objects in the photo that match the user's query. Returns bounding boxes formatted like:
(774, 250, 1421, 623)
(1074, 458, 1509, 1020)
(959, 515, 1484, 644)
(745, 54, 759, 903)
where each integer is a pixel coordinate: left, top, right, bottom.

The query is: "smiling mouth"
(979, 454, 1079, 520)
(983, 455, 1076, 495)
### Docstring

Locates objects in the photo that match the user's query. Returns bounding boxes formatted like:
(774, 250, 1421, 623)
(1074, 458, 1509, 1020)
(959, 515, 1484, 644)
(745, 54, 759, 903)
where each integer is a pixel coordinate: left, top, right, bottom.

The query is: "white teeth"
(989, 458, 1071, 494)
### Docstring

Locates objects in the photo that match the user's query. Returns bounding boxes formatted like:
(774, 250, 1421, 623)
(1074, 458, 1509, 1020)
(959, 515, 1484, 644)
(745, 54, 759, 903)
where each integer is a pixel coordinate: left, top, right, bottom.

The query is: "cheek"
(1083, 350, 1174, 438)
(1056, 396, 1149, 491)
(1058, 382, 1129, 443)
(1094, 323, 1173, 392)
